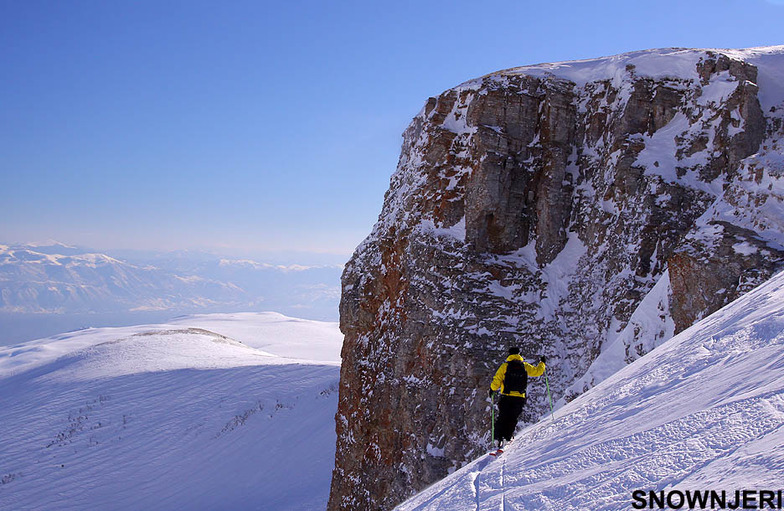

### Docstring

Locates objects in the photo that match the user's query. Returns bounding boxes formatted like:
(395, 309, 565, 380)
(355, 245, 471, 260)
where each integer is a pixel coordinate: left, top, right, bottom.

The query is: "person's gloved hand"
(540, 355, 547, 363)
(488, 389, 495, 399)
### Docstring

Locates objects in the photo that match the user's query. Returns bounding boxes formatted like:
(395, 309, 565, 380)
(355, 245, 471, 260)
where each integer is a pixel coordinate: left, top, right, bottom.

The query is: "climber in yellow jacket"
(488, 347, 546, 449)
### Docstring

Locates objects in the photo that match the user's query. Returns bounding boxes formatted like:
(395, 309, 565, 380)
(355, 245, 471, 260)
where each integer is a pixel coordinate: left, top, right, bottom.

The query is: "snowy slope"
(0, 313, 342, 511)
(397, 270, 784, 510)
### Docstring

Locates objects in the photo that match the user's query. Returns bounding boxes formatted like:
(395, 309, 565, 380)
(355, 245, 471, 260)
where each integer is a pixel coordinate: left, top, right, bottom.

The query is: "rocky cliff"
(328, 47, 784, 511)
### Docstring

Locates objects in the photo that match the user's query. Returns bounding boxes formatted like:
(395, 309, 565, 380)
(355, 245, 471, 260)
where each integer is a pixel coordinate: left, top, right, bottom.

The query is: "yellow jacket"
(490, 354, 546, 398)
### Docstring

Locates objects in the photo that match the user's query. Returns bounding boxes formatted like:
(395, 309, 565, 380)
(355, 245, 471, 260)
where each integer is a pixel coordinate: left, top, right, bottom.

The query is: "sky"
(2, 0, 784, 259)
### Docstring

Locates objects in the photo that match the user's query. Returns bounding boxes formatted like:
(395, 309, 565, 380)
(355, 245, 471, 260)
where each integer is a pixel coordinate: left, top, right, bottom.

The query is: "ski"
(489, 448, 504, 457)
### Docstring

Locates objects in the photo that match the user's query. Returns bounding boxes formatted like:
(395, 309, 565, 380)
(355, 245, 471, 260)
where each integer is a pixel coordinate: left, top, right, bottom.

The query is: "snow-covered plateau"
(0, 312, 343, 511)
(397, 269, 784, 510)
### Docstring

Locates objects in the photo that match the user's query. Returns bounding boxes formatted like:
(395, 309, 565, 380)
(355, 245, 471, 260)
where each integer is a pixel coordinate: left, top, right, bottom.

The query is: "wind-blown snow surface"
(0, 312, 342, 511)
(397, 271, 784, 510)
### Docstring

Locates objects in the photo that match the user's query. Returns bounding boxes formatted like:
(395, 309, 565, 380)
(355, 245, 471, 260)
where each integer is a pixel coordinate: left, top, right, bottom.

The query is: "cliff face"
(328, 47, 784, 511)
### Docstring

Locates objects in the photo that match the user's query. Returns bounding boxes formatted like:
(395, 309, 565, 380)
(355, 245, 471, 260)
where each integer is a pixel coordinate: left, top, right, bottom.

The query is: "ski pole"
(544, 367, 555, 421)
(490, 391, 496, 447)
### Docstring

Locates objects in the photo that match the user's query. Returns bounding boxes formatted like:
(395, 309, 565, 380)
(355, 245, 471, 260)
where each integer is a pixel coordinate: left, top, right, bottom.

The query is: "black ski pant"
(496, 395, 526, 443)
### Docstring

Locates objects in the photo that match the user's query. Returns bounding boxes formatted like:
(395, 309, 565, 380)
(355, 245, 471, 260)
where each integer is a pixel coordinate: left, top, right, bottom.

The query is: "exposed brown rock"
(328, 49, 784, 511)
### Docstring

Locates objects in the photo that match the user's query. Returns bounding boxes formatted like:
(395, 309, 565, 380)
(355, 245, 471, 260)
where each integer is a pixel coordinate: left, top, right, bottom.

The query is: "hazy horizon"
(0, 238, 353, 266)
(0, 240, 344, 345)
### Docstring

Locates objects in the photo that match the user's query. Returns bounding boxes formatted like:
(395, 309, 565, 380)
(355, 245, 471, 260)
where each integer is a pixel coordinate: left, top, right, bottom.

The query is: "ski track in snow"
(0, 312, 343, 511)
(397, 271, 784, 511)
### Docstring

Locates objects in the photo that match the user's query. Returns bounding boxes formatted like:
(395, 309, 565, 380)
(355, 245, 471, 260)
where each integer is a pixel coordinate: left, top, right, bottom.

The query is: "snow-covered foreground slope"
(398, 271, 784, 510)
(0, 312, 342, 511)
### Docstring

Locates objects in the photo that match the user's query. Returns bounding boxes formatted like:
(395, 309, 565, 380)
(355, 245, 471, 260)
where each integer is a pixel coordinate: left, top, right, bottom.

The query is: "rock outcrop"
(328, 47, 784, 511)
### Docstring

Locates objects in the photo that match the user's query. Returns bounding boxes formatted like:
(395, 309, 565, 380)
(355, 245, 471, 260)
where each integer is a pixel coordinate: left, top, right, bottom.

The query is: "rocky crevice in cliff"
(328, 47, 784, 511)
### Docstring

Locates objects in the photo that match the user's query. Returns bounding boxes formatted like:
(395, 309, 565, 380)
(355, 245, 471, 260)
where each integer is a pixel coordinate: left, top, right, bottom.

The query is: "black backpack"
(503, 360, 528, 394)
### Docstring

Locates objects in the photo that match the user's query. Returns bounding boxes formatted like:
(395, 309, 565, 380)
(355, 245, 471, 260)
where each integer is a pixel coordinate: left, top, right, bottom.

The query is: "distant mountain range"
(0, 242, 341, 321)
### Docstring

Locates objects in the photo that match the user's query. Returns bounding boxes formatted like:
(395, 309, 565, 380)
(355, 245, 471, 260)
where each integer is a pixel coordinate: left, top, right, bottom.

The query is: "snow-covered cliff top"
(458, 46, 784, 111)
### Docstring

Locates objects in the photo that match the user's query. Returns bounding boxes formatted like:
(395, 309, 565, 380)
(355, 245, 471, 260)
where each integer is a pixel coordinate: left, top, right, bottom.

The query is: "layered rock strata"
(329, 47, 784, 510)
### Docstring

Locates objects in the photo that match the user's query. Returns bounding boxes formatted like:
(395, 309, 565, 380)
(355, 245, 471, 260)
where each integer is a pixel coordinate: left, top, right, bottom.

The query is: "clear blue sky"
(2, 0, 783, 258)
